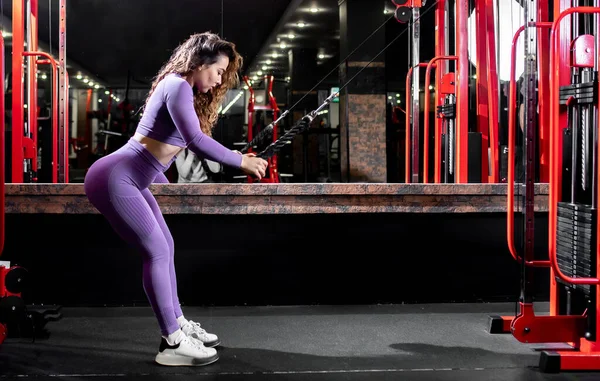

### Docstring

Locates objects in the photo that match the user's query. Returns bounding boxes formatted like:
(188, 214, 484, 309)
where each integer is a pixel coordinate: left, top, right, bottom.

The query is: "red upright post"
(28, 0, 38, 181)
(484, 0, 499, 183)
(11, 0, 25, 183)
(538, 0, 550, 182)
(0, 33, 5, 257)
(475, 0, 490, 182)
(59, 0, 68, 183)
(455, 0, 469, 183)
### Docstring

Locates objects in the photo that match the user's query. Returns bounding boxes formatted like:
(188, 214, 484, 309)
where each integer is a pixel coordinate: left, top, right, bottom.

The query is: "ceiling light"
(272, 52, 278, 58)
(288, 33, 295, 39)
(310, 7, 318, 13)
(262, 65, 267, 70)
(266, 60, 272, 65)
(297, 22, 305, 28)
(280, 42, 286, 49)
(318, 54, 325, 59)
(257, 71, 263, 76)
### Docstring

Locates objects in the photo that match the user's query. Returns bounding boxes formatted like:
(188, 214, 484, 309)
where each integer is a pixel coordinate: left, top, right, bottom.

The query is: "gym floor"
(1, 302, 599, 380)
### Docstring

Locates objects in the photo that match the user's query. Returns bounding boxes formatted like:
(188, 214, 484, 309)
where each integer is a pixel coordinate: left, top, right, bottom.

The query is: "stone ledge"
(4, 183, 550, 214)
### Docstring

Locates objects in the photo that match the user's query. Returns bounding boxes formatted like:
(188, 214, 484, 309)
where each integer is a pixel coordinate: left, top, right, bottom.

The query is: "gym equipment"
(494, 3, 600, 373)
(247, 1, 440, 162)
(241, 75, 281, 183)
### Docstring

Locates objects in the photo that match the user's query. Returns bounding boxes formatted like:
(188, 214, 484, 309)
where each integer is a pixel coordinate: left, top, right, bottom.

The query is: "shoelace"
(182, 336, 209, 351)
(188, 320, 207, 334)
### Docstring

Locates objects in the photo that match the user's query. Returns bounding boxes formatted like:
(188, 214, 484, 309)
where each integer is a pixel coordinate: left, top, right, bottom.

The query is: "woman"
(84, 32, 268, 366)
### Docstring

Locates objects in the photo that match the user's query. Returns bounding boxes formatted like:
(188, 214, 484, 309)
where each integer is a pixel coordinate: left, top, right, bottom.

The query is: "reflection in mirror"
(1, 0, 547, 186)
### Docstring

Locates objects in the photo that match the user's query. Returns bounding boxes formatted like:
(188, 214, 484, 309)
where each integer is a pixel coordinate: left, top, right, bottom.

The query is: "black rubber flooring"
(1, 302, 599, 380)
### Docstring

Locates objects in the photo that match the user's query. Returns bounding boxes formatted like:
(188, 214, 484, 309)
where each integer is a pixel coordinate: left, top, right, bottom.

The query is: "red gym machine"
(489, 0, 600, 373)
(10, 0, 69, 184)
(1, 0, 64, 348)
(0, 26, 5, 346)
(242, 75, 281, 183)
(401, 0, 498, 184)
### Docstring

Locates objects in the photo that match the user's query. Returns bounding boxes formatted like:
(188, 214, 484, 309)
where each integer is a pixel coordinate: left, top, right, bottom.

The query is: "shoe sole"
(204, 339, 221, 348)
(155, 353, 219, 367)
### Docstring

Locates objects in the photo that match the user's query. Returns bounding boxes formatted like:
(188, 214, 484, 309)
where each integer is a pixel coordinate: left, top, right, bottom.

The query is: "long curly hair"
(145, 32, 243, 136)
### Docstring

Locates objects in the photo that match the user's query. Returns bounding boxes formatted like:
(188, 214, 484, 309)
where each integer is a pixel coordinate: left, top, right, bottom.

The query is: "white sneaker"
(181, 320, 221, 348)
(155, 335, 219, 366)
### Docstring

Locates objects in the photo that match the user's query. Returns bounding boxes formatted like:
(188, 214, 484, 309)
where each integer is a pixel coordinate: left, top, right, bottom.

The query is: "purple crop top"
(135, 73, 242, 168)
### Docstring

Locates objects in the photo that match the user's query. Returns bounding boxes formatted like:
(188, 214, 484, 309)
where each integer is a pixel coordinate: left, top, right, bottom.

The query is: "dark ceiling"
(1, 0, 432, 92)
(4, 0, 294, 89)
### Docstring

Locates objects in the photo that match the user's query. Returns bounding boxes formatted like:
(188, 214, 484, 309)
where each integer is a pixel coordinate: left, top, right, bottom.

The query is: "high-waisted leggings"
(84, 138, 182, 336)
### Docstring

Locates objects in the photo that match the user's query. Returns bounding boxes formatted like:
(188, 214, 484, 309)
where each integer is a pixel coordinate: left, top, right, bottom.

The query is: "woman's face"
(194, 54, 229, 93)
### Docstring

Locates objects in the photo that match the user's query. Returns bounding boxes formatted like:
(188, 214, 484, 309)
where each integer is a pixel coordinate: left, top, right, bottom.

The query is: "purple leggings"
(84, 138, 182, 336)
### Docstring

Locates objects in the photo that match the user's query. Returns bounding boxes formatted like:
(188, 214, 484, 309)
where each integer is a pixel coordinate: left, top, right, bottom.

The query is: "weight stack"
(556, 202, 597, 296)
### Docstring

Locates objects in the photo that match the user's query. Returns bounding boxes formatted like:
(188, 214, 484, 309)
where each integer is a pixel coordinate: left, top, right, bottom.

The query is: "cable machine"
(1, 0, 64, 349)
(484, 0, 600, 373)
(242, 75, 281, 183)
(400, 0, 498, 184)
(10, 0, 69, 183)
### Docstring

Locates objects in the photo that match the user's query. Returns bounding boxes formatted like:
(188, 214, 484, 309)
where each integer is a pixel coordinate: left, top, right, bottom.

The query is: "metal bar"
(485, 0, 500, 183)
(424, 58, 450, 183)
(538, 0, 551, 182)
(475, 0, 490, 182)
(12, 0, 25, 183)
(27, 0, 38, 180)
(58, 0, 67, 182)
(507, 22, 552, 268)
(405, 63, 429, 183)
(411, 7, 421, 183)
(0, 33, 5, 256)
(23, 52, 58, 183)
(455, 0, 469, 182)
(435, 0, 447, 183)
(405, 66, 413, 183)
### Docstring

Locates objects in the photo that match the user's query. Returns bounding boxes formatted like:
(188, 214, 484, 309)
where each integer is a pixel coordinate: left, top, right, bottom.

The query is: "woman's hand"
(240, 153, 268, 180)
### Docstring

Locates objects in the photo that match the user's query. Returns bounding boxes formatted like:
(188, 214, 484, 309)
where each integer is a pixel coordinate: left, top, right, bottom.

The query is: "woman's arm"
(164, 77, 242, 168)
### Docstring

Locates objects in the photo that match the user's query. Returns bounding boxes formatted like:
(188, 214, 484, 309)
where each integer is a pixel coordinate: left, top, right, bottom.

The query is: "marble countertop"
(4, 183, 550, 214)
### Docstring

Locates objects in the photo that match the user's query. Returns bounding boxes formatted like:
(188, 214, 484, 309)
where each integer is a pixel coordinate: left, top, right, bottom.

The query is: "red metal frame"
(434, 0, 446, 179)
(507, 5, 600, 372)
(11, 0, 25, 183)
(483, 0, 499, 183)
(537, 2, 551, 183)
(423, 56, 456, 183)
(0, 33, 5, 258)
(243, 75, 280, 183)
(405, 63, 431, 183)
(11, 0, 68, 183)
(475, 0, 490, 183)
(455, 0, 469, 183)
(26, 54, 59, 183)
(507, 22, 552, 268)
(59, 0, 68, 182)
(29, 0, 39, 181)
(550, 7, 600, 285)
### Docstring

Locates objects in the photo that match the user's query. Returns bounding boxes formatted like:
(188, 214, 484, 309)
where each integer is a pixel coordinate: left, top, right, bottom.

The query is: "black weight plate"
(5, 267, 29, 294)
(0, 296, 26, 324)
(395, 6, 412, 22)
(556, 229, 594, 246)
(557, 216, 594, 232)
